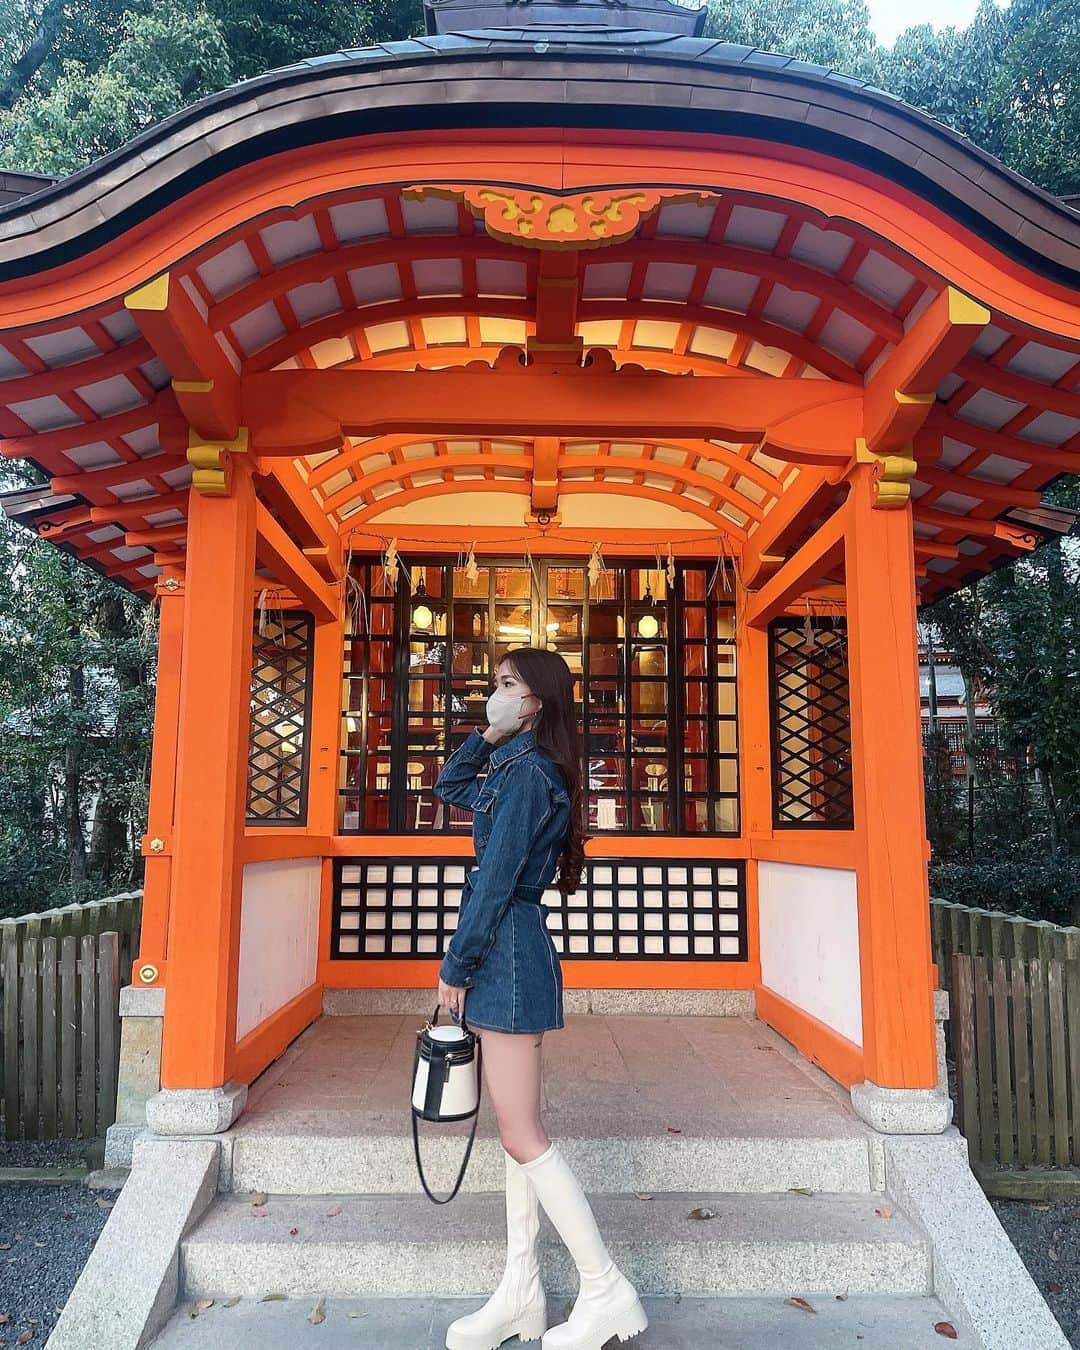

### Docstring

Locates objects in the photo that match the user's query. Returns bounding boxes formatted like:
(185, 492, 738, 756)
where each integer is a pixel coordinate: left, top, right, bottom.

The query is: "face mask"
(486, 689, 526, 735)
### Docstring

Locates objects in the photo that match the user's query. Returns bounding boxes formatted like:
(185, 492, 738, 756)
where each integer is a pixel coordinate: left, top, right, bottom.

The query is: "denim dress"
(433, 727, 569, 1033)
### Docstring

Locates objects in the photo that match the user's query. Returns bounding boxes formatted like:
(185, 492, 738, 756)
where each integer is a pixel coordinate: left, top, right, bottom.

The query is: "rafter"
(745, 506, 847, 627)
(256, 459, 343, 580)
(125, 272, 241, 440)
(254, 502, 337, 620)
(742, 468, 846, 587)
(863, 287, 990, 454)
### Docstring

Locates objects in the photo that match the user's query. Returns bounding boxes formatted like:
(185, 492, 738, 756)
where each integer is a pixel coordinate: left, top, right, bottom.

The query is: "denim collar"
(489, 726, 536, 769)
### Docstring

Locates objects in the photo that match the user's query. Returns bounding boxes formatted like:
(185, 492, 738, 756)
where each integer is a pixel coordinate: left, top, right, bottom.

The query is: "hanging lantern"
(638, 612, 660, 640)
(411, 573, 433, 630)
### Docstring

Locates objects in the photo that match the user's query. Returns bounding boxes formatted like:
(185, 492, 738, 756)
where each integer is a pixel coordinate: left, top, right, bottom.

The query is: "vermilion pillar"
(845, 465, 939, 1094)
(158, 461, 257, 1095)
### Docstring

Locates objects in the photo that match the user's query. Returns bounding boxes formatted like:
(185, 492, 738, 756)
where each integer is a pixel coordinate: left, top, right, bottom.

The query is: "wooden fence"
(0, 892, 142, 1142)
(951, 952, 1080, 1197)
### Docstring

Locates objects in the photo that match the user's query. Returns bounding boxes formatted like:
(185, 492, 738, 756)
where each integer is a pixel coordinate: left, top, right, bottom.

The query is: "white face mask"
(486, 689, 526, 735)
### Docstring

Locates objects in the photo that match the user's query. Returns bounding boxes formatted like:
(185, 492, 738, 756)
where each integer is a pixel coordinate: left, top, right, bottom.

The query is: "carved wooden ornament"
(404, 185, 718, 249)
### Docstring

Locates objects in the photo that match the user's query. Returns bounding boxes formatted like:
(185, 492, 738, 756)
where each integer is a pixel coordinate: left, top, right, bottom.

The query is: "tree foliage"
(0, 468, 156, 917)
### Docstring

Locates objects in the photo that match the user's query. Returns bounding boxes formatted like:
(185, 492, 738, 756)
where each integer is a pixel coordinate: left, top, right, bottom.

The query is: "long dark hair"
(500, 646, 587, 897)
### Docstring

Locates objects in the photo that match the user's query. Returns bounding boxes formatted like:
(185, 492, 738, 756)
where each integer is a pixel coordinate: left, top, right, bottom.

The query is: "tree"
(0, 467, 156, 917)
(705, 0, 878, 76)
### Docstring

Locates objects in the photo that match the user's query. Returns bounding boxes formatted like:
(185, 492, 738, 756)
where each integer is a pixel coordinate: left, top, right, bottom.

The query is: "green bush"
(930, 855, 1080, 929)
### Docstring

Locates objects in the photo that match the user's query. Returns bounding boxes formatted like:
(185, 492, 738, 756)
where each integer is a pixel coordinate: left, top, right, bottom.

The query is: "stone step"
(180, 1190, 930, 1300)
(224, 1127, 876, 1196)
(151, 1293, 977, 1349)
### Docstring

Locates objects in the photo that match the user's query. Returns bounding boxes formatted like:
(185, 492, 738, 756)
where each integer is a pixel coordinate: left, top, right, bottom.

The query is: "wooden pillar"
(135, 573, 184, 981)
(160, 463, 256, 1090)
(307, 605, 346, 839)
(845, 465, 937, 1089)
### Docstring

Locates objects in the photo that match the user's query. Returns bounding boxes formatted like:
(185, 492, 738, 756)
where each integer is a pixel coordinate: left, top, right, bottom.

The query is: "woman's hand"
(438, 977, 467, 1021)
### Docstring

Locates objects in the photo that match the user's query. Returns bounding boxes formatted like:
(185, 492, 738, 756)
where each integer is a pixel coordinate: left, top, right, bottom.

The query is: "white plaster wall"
(236, 858, 321, 1041)
(758, 861, 863, 1047)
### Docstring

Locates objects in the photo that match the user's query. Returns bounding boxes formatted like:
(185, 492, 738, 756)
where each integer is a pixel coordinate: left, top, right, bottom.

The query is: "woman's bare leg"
(476, 1028, 550, 1163)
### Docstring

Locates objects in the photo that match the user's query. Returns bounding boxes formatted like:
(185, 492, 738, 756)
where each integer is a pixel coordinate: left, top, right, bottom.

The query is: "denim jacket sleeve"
(438, 758, 555, 988)
(432, 728, 494, 809)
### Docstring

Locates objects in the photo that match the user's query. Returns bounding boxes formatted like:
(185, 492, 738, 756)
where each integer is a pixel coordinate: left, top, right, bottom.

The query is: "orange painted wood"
(751, 834, 857, 869)
(232, 982, 322, 1085)
(736, 611, 772, 840)
(0, 133, 1076, 342)
(745, 505, 847, 628)
(844, 466, 938, 1089)
(323, 835, 753, 859)
(241, 833, 331, 862)
(742, 469, 845, 587)
(863, 287, 989, 455)
(125, 272, 240, 440)
(319, 958, 758, 990)
(160, 463, 257, 1090)
(135, 581, 184, 977)
(241, 368, 863, 456)
(341, 528, 739, 557)
(755, 985, 865, 1088)
(254, 501, 337, 619)
(307, 609, 346, 839)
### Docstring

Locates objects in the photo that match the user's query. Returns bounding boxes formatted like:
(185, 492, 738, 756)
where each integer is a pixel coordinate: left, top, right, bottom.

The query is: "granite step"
(223, 1123, 877, 1195)
(151, 1293, 978, 1349)
(180, 1189, 931, 1300)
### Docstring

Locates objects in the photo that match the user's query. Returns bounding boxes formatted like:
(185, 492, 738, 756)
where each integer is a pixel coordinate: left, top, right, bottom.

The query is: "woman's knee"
(500, 1131, 550, 1164)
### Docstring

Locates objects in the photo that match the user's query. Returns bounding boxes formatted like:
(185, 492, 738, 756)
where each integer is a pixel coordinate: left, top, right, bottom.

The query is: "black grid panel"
(247, 610, 314, 825)
(768, 618, 854, 829)
(332, 857, 746, 961)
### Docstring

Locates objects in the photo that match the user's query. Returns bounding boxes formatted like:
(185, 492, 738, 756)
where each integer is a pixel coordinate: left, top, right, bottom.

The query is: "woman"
(434, 647, 648, 1350)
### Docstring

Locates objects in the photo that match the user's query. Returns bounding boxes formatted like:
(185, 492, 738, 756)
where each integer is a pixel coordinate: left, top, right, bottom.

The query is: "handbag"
(411, 1000, 483, 1204)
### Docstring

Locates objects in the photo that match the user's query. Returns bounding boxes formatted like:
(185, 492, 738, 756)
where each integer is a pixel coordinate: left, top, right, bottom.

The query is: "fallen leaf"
(835, 1293, 848, 1302)
(326, 1206, 342, 1217)
(0, 1313, 8, 1324)
(1033, 1203, 1051, 1211)
(934, 1322, 958, 1339)
(666, 1126, 682, 1134)
(635, 1193, 654, 1201)
(16, 1331, 32, 1345)
(261, 1293, 287, 1302)
(308, 1297, 325, 1326)
(875, 1207, 895, 1220)
(95, 1198, 114, 1209)
(1046, 1282, 1063, 1295)
(789, 1187, 814, 1197)
(347, 1312, 369, 1319)
(289, 1227, 300, 1237)
(687, 1207, 718, 1221)
(251, 1193, 269, 1207)
(1048, 1246, 1059, 1261)
(785, 1297, 816, 1314)
(224, 1297, 241, 1308)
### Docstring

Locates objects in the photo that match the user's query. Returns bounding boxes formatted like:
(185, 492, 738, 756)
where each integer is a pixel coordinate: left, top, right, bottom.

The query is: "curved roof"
(0, 25, 1077, 599)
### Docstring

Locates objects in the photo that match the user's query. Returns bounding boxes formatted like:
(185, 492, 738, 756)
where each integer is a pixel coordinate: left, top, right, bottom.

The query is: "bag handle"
(412, 1002, 483, 1205)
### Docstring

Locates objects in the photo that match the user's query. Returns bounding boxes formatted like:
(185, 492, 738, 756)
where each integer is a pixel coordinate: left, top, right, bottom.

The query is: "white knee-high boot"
(520, 1142, 647, 1350)
(445, 1146, 548, 1350)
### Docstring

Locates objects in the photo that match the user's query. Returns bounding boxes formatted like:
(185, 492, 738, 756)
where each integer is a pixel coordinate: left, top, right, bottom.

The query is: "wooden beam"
(914, 465, 1042, 509)
(125, 272, 241, 441)
(256, 460, 343, 580)
(255, 502, 337, 620)
(528, 252, 582, 366)
(242, 369, 863, 459)
(742, 468, 847, 587)
(89, 489, 189, 525)
(50, 454, 187, 497)
(745, 506, 847, 627)
(531, 436, 560, 513)
(864, 287, 990, 454)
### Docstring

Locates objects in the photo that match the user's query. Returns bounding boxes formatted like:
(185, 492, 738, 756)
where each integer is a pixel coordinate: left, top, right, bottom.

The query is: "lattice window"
(332, 857, 746, 960)
(338, 558, 738, 836)
(247, 611, 314, 824)
(769, 618, 853, 829)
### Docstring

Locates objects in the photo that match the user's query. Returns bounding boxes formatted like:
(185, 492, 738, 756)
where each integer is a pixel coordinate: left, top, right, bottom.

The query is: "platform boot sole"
(445, 1305, 548, 1350)
(540, 1294, 648, 1350)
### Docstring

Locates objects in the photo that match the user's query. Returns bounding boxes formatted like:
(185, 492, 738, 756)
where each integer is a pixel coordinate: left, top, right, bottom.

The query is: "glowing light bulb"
(413, 603, 434, 631)
(638, 613, 660, 640)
